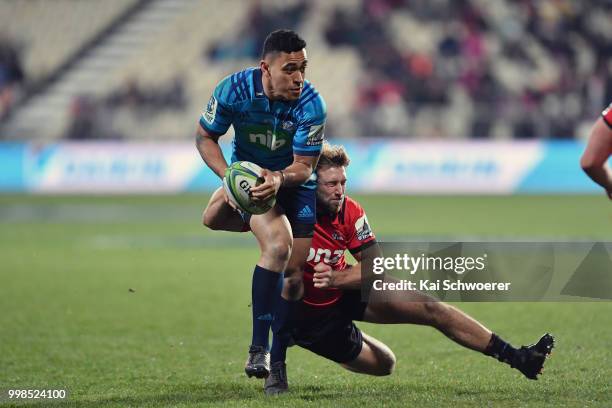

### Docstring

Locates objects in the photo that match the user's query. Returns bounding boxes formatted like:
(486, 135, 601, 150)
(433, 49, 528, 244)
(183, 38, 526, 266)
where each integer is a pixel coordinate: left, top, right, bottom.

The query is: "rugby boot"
(245, 345, 270, 378)
(512, 333, 555, 380)
(264, 361, 288, 395)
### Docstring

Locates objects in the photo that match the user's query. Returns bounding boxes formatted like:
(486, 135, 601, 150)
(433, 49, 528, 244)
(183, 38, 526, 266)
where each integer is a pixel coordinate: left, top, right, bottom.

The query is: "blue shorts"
(277, 186, 316, 236)
(241, 185, 316, 238)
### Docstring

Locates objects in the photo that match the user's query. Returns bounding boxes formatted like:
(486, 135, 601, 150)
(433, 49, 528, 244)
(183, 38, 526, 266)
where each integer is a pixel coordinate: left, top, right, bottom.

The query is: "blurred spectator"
(206, 0, 310, 61)
(65, 95, 115, 140)
(322, 0, 612, 139)
(106, 76, 186, 113)
(64, 76, 187, 140)
(0, 34, 25, 122)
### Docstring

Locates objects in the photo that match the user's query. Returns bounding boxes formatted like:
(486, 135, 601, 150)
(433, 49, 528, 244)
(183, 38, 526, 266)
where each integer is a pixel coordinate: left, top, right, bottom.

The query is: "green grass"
(0, 194, 611, 407)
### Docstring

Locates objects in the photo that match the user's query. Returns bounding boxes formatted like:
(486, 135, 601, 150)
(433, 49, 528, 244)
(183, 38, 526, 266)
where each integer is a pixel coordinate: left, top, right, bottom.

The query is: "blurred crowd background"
(0, 0, 610, 142)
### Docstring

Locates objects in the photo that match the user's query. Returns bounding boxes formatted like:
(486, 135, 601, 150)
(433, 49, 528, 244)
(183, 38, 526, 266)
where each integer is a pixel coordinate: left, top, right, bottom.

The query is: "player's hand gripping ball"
(223, 161, 276, 215)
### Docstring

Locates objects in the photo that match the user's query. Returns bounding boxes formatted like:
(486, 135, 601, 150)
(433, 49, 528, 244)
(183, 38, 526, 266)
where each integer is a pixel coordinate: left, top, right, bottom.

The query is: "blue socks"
(251, 264, 299, 364)
(271, 296, 300, 363)
(251, 265, 283, 351)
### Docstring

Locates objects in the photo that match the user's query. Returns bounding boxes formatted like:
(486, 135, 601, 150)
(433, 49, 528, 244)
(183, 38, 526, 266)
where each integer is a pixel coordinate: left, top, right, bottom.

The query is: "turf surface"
(1, 194, 611, 407)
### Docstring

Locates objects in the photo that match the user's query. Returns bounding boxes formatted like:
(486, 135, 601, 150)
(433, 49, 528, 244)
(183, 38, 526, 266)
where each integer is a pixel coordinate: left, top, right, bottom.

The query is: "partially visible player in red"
(581, 102, 612, 199)
(264, 142, 555, 394)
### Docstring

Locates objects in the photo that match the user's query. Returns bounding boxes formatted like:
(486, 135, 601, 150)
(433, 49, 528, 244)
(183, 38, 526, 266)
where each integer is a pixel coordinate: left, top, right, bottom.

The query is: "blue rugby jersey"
(199, 67, 326, 189)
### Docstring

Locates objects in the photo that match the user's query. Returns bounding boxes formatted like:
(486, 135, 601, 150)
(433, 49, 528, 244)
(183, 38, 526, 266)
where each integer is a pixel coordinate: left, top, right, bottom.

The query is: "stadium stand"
(0, 0, 139, 80)
(0, 0, 610, 141)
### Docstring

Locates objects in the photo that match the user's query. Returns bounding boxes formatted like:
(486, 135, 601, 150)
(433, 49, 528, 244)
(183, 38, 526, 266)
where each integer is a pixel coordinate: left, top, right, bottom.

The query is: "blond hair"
(317, 142, 350, 169)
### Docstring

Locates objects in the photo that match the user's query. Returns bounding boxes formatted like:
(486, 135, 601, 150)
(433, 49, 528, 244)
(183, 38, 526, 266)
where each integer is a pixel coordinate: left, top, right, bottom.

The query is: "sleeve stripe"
(199, 119, 225, 136)
(293, 148, 321, 156)
(201, 111, 231, 125)
(349, 239, 377, 255)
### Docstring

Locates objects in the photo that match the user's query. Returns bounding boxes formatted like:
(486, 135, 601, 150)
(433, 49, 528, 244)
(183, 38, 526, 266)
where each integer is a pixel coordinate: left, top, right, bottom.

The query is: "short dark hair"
(261, 29, 306, 59)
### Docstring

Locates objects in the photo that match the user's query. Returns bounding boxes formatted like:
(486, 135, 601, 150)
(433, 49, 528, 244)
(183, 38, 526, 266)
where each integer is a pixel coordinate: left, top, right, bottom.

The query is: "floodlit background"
(0, 1, 611, 406)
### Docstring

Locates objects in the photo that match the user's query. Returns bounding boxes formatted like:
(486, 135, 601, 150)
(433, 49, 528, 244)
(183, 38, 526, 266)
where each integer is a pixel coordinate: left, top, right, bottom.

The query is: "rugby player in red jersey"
(264, 142, 555, 394)
(581, 102, 612, 199)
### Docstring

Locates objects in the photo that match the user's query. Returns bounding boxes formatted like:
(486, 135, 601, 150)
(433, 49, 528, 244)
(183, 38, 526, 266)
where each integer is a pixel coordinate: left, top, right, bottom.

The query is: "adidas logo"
(297, 205, 314, 218)
(256, 313, 274, 321)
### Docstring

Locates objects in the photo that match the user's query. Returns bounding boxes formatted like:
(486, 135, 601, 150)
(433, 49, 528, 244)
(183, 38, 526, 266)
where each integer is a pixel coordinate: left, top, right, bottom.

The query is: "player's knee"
(376, 349, 396, 376)
(580, 156, 597, 173)
(264, 241, 292, 264)
(281, 273, 303, 298)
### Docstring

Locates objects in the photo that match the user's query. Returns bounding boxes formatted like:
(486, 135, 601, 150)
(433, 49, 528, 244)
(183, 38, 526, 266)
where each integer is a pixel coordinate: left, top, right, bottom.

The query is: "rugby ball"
(223, 161, 276, 215)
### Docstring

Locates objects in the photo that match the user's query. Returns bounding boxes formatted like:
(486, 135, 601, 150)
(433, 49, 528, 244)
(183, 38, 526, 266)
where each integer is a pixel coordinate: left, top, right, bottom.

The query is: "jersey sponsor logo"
(202, 95, 217, 124)
(249, 130, 287, 151)
(355, 214, 373, 241)
(306, 124, 325, 146)
(298, 205, 314, 219)
(331, 231, 344, 241)
(307, 248, 344, 264)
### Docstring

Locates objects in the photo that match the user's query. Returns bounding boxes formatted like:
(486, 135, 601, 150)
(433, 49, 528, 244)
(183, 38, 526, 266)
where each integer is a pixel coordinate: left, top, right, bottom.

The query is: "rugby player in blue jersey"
(195, 30, 326, 381)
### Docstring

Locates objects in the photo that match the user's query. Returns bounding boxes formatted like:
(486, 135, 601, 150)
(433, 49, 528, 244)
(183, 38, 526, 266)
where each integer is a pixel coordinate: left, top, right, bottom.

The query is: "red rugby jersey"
(303, 196, 376, 307)
(602, 102, 612, 128)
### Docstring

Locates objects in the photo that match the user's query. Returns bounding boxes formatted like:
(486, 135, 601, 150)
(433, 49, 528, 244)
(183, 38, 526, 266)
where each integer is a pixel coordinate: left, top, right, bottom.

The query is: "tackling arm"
(313, 242, 382, 290)
(581, 117, 612, 199)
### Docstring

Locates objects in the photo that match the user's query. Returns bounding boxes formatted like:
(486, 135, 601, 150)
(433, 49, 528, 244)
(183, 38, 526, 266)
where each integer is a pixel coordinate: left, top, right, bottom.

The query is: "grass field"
(1, 194, 611, 407)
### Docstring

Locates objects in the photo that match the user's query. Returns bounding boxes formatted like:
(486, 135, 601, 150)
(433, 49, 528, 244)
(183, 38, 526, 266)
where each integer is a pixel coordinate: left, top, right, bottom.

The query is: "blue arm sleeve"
(293, 94, 327, 156)
(199, 76, 234, 136)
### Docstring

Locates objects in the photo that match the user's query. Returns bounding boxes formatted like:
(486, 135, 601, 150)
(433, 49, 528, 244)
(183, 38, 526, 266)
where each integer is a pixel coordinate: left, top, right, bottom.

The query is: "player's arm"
(580, 116, 612, 199)
(251, 153, 319, 201)
(313, 241, 381, 290)
(196, 125, 228, 179)
(195, 77, 234, 179)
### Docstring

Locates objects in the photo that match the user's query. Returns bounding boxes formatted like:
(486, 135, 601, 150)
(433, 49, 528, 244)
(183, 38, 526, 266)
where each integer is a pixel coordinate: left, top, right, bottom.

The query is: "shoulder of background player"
(602, 102, 612, 129)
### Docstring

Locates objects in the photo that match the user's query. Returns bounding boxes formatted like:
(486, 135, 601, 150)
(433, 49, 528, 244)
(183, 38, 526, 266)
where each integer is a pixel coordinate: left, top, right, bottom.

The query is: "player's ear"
(260, 60, 271, 77)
